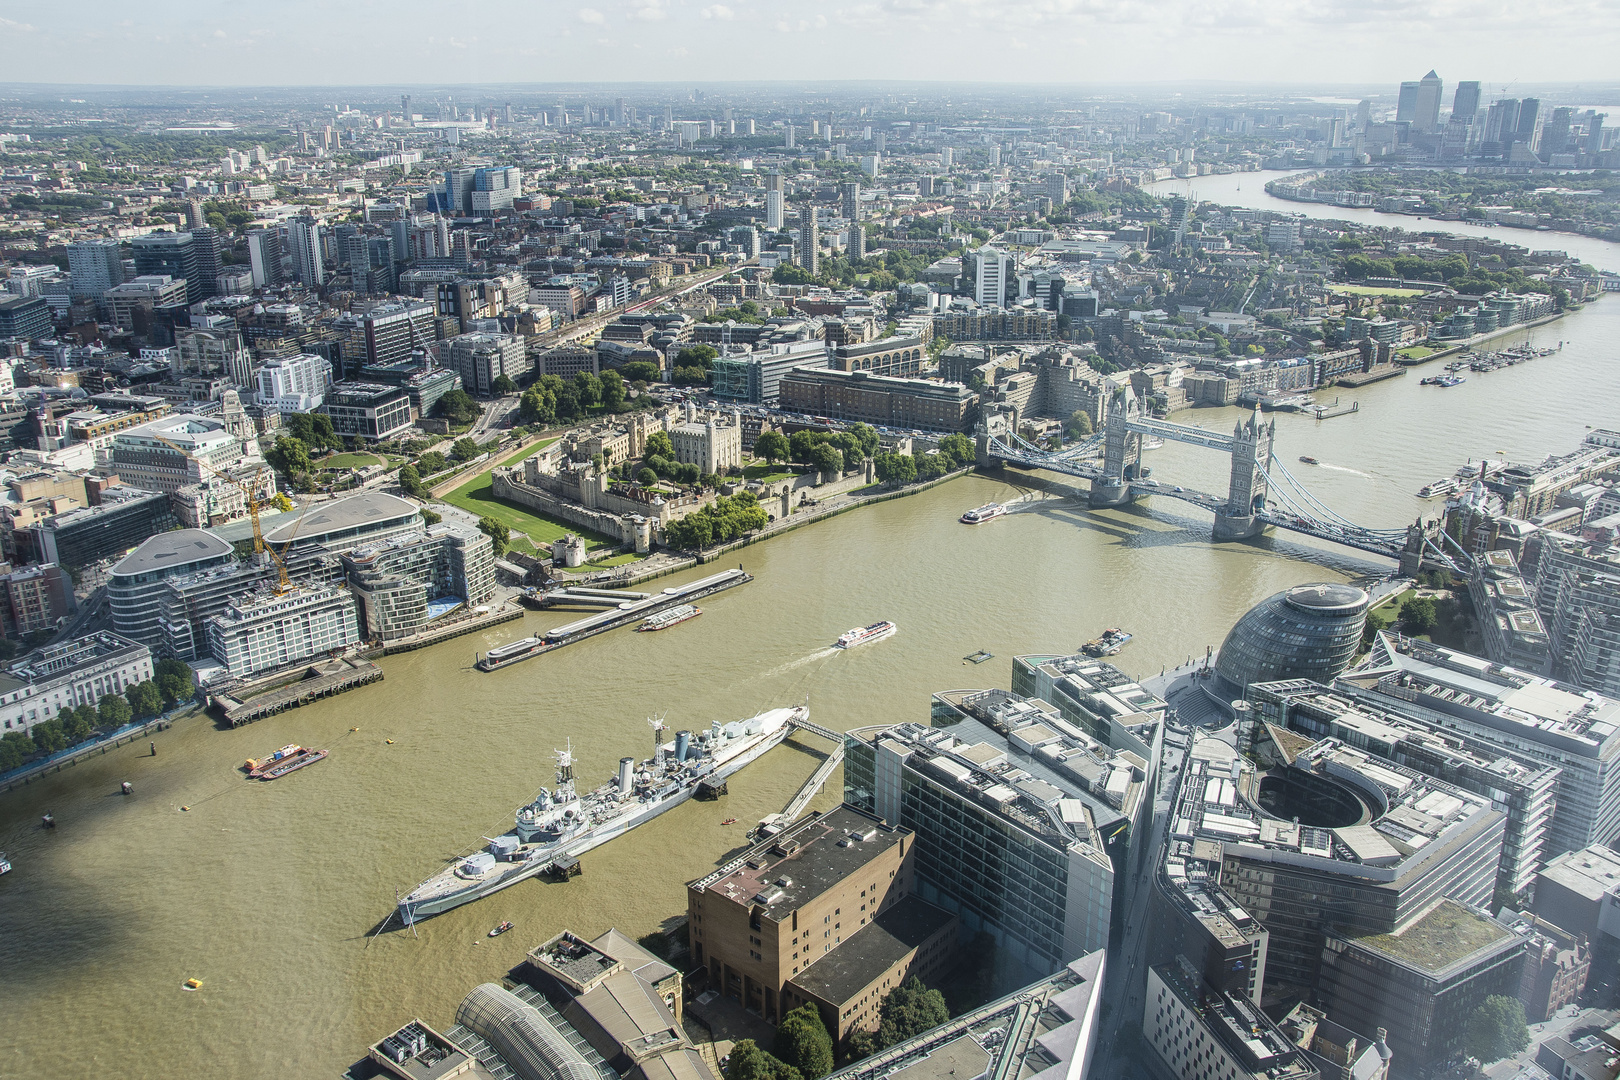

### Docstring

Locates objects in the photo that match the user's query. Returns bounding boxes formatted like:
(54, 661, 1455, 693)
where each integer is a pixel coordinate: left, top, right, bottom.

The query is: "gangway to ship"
(752, 713, 846, 839)
(786, 713, 844, 744)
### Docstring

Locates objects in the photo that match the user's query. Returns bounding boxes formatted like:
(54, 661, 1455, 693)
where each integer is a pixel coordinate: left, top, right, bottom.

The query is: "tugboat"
(488, 921, 514, 938)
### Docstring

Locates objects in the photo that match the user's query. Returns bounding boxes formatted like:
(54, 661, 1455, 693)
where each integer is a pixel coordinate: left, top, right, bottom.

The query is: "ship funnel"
(675, 730, 692, 762)
(618, 757, 635, 795)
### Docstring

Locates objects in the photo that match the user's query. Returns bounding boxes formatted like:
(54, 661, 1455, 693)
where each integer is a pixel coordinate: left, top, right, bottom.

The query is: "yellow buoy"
(386, 739, 394, 745)
(180, 805, 191, 812)
(182, 978, 202, 991)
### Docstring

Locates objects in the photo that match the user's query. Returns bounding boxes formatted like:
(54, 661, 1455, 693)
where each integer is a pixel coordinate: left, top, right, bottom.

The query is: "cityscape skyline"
(1, 0, 1619, 87)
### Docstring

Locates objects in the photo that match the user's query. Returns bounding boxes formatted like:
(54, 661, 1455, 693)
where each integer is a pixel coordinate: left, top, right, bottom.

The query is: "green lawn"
(318, 452, 381, 470)
(583, 552, 642, 569)
(743, 463, 798, 483)
(438, 437, 612, 550)
(1397, 346, 1435, 360)
(1330, 284, 1428, 298)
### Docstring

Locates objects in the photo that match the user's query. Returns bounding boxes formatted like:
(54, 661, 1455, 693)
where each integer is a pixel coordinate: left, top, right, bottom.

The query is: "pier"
(752, 713, 846, 838)
(477, 569, 752, 672)
(213, 658, 385, 727)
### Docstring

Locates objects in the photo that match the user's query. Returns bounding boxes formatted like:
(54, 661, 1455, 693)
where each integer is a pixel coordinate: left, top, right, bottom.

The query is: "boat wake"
(759, 647, 840, 679)
(1317, 463, 1371, 478)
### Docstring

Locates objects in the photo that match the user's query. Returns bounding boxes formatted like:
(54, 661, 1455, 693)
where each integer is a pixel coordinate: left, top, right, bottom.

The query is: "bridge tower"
(1090, 391, 1143, 507)
(1214, 406, 1273, 541)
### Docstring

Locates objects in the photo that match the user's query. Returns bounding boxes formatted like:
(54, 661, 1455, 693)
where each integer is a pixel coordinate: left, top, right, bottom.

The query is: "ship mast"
(649, 715, 667, 762)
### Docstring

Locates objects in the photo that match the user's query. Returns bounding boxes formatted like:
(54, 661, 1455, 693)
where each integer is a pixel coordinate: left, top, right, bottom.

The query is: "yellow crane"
(149, 433, 296, 594)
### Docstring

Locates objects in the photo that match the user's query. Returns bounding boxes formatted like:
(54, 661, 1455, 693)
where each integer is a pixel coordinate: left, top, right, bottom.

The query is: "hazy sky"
(2, 0, 1617, 88)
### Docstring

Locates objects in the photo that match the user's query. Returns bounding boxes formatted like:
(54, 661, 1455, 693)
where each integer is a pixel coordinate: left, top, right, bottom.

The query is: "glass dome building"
(1215, 583, 1370, 693)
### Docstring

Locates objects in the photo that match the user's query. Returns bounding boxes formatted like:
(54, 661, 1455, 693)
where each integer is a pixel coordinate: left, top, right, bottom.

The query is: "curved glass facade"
(1216, 583, 1369, 692)
(455, 983, 600, 1080)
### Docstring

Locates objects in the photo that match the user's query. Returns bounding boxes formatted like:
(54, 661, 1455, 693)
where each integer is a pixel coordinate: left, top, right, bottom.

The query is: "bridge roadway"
(985, 435, 1409, 563)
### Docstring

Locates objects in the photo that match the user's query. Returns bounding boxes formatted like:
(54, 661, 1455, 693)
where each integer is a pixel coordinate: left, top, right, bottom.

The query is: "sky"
(1, 0, 1617, 88)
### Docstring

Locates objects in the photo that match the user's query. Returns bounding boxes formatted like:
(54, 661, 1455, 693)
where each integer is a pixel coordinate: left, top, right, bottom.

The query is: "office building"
(778, 369, 976, 433)
(1498, 909, 1590, 1022)
(0, 296, 51, 341)
(798, 207, 820, 275)
(845, 717, 1120, 977)
(1396, 82, 1420, 125)
(830, 337, 924, 378)
(1215, 583, 1369, 695)
(0, 633, 154, 738)
(1533, 845, 1620, 951)
(1316, 900, 1522, 1072)
(1168, 733, 1505, 1003)
(109, 529, 238, 650)
(263, 491, 424, 555)
(1145, 957, 1319, 1080)
(206, 584, 361, 678)
(246, 229, 285, 288)
(67, 239, 125, 300)
(150, 550, 335, 662)
(190, 226, 222, 298)
(1248, 680, 1557, 904)
(174, 327, 252, 387)
(1011, 652, 1167, 765)
(0, 562, 75, 636)
(22, 486, 175, 569)
(1412, 71, 1444, 133)
(286, 216, 325, 288)
(320, 382, 413, 441)
(342, 520, 495, 642)
(132, 232, 202, 304)
(766, 190, 784, 231)
(1452, 81, 1482, 122)
(110, 414, 246, 495)
(1345, 633, 1620, 856)
(972, 248, 1010, 308)
(686, 805, 945, 1029)
(105, 276, 189, 332)
(258, 353, 334, 413)
(710, 341, 829, 405)
(336, 301, 436, 376)
(668, 411, 743, 477)
(822, 952, 1104, 1080)
(447, 333, 529, 397)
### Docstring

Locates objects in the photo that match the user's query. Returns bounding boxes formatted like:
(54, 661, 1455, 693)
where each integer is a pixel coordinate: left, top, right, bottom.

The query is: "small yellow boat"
(182, 978, 202, 991)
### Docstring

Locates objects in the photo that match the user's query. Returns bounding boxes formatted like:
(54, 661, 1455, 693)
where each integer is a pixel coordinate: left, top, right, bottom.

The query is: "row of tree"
(722, 978, 951, 1080)
(872, 434, 976, 486)
(398, 438, 484, 498)
(519, 370, 629, 427)
(661, 491, 768, 550)
(0, 658, 195, 772)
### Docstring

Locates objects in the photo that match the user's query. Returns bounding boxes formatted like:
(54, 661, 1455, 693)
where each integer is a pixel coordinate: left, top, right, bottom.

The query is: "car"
(1173, 486, 1184, 492)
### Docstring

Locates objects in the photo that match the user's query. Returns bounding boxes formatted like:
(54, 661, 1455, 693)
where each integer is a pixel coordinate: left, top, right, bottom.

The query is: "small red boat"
(722, 818, 737, 826)
(489, 921, 514, 938)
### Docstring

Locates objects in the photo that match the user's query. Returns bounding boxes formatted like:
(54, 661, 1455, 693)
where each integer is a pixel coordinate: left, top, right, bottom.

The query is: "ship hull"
(397, 721, 792, 924)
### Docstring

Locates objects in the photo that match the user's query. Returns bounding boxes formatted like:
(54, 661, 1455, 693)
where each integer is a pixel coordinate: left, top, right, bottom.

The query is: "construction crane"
(149, 432, 297, 594)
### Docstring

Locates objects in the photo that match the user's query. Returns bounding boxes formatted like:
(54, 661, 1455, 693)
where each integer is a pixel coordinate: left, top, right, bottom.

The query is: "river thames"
(0, 197, 1617, 1079)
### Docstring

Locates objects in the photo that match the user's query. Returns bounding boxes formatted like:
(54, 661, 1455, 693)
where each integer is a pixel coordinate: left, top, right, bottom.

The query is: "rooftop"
(788, 896, 956, 1005)
(1539, 845, 1620, 903)
(1345, 899, 1518, 977)
(690, 806, 906, 922)
(111, 529, 234, 577)
(263, 491, 420, 546)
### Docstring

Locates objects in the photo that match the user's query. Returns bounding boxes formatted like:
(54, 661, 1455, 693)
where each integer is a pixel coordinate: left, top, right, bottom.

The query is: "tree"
(1466, 996, 1529, 1063)
(789, 430, 820, 463)
(725, 1040, 802, 1080)
(520, 386, 557, 426)
(1399, 595, 1438, 636)
(477, 516, 511, 556)
(97, 693, 132, 729)
(874, 452, 917, 486)
(438, 388, 481, 425)
(636, 467, 658, 487)
(267, 436, 311, 477)
(126, 680, 163, 720)
(774, 1005, 834, 1080)
(573, 370, 604, 409)
(417, 451, 448, 475)
(491, 374, 518, 396)
(398, 463, 424, 498)
(811, 443, 844, 477)
(1066, 410, 1094, 439)
(846, 422, 881, 461)
(0, 730, 32, 771)
(643, 430, 675, 461)
(600, 369, 626, 410)
(62, 706, 97, 743)
(621, 360, 663, 384)
(451, 437, 481, 463)
(675, 344, 718, 370)
(754, 430, 790, 466)
(876, 978, 949, 1046)
(937, 433, 974, 468)
(270, 493, 294, 512)
(154, 658, 193, 708)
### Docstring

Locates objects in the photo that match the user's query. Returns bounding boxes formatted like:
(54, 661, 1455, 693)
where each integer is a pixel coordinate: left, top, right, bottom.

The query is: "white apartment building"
(974, 247, 1010, 308)
(206, 585, 361, 678)
(110, 414, 249, 494)
(258, 353, 334, 413)
(0, 633, 154, 736)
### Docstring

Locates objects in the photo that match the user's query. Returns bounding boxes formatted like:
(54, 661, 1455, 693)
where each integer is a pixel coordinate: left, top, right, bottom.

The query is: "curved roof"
(111, 529, 234, 578)
(456, 983, 601, 1080)
(263, 491, 419, 547)
(1282, 583, 1369, 616)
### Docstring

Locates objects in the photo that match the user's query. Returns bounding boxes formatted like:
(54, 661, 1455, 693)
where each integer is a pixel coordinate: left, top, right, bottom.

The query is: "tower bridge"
(976, 394, 1471, 574)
